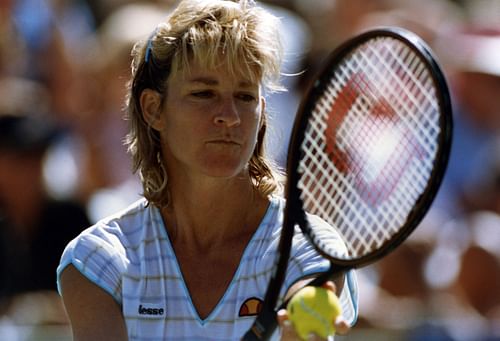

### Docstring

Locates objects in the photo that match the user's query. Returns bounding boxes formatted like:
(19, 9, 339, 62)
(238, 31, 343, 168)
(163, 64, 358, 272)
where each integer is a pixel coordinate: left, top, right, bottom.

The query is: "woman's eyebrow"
(188, 77, 256, 89)
(188, 77, 218, 85)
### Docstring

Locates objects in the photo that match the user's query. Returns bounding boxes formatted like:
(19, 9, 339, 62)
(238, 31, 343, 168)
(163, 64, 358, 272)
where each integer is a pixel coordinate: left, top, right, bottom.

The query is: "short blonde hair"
(125, 0, 284, 207)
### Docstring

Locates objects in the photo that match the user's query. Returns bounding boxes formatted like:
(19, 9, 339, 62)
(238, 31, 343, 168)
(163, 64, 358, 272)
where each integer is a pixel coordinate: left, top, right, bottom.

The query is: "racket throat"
(242, 308, 279, 340)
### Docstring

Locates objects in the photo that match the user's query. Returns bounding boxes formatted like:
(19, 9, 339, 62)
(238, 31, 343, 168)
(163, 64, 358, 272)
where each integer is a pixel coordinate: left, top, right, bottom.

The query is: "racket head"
(286, 27, 453, 268)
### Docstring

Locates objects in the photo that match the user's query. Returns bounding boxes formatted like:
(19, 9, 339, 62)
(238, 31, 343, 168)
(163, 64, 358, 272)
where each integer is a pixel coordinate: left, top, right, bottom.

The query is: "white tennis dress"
(57, 196, 358, 340)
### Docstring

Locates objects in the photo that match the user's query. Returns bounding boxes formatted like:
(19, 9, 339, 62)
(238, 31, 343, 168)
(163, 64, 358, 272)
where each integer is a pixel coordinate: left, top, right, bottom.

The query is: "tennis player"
(57, 0, 358, 339)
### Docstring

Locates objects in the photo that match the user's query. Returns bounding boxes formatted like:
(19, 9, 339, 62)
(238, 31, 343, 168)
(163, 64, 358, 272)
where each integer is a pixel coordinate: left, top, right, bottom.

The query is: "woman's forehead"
(172, 55, 262, 87)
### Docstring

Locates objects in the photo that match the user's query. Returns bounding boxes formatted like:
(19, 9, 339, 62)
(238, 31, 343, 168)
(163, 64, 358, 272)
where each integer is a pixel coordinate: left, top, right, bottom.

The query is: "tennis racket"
(243, 27, 453, 340)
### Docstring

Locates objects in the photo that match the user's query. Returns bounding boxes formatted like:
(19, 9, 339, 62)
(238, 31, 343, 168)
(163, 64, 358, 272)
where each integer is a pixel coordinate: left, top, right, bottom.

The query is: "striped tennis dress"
(57, 196, 358, 340)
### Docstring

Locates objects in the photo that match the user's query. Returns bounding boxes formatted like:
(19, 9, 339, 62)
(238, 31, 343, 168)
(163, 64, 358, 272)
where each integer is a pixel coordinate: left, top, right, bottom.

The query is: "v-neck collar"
(153, 197, 278, 324)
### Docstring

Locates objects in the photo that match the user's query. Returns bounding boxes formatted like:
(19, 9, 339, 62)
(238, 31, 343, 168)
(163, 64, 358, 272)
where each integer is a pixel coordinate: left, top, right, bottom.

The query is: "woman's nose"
(213, 98, 241, 127)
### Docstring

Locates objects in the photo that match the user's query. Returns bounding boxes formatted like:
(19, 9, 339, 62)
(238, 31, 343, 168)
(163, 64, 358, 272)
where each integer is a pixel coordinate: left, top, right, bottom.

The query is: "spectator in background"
(375, 18, 500, 341)
(0, 77, 90, 323)
(0, 0, 99, 208)
(67, 2, 170, 222)
(436, 25, 500, 211)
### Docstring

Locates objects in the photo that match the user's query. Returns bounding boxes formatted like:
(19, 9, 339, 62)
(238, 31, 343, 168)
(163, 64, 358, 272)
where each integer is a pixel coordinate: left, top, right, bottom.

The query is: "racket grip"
(241, 309, 279, 340)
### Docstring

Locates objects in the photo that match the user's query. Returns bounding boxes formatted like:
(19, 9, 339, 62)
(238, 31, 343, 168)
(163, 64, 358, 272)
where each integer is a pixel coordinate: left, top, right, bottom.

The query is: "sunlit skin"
(144, 61, 265, 183)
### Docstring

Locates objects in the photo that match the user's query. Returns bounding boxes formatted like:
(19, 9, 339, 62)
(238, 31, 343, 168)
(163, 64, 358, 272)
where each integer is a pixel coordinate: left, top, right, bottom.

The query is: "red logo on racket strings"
(325, 73, 425, 206)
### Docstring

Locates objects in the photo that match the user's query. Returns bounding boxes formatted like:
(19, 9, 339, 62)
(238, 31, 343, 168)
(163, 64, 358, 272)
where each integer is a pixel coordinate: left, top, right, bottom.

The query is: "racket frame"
(289, 27, 453, 269)
(243, 26, 453, 340)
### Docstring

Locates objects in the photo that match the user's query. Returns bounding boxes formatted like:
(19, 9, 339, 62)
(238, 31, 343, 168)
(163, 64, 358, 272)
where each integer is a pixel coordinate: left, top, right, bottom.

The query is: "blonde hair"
(125, 0, 285, 207)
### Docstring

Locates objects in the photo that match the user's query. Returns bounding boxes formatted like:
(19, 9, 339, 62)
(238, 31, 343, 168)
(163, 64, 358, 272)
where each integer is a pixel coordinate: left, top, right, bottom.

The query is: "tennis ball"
(287, 286, 342, 340)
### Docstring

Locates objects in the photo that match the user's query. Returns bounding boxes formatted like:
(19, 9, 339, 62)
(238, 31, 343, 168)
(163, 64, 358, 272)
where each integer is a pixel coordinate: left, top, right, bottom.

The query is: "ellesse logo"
(138, 304, 165, 316)
(238, 297, 263, 317)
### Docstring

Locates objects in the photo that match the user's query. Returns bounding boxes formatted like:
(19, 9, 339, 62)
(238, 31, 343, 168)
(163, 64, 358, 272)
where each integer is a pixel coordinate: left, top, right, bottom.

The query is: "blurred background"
(0, 0, 499, 340)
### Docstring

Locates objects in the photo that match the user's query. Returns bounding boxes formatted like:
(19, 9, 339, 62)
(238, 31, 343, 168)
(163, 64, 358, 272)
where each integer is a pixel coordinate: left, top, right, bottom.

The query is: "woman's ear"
(140, 89, 164, 131)
(259, 96, 266, 129)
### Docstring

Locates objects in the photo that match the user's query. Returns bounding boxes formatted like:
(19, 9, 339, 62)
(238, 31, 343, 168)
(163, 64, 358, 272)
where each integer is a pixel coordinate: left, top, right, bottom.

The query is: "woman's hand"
(277, 281, 350, 340)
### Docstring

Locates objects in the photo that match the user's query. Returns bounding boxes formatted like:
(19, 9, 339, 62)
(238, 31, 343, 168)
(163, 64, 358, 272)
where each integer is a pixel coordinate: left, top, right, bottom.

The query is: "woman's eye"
(191, 91, 214, 98)
(237, 93, 257, 102)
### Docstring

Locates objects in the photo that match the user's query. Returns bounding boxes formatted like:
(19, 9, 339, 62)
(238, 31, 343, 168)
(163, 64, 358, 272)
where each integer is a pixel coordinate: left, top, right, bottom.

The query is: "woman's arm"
(59, 264, 128, 341)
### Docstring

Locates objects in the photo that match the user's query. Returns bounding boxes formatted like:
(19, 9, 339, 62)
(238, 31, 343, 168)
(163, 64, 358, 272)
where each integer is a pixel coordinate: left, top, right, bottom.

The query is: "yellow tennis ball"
(287, 286, 342, 340)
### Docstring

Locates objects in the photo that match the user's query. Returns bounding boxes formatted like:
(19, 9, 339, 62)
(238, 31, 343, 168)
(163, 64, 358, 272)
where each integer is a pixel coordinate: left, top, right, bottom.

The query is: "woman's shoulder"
(57, 198, 156, 285)
(97, 197, 151, 227)
(268, 194, 285, 213)
(72, 198, 156, 251)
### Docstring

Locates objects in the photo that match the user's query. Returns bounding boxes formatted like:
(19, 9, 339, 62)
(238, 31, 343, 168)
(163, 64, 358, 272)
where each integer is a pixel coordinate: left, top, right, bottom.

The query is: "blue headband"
(144, 28, 158, 63)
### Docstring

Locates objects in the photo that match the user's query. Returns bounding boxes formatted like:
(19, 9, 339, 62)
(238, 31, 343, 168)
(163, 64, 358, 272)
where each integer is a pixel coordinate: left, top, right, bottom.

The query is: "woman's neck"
(161, 174, 268, 252)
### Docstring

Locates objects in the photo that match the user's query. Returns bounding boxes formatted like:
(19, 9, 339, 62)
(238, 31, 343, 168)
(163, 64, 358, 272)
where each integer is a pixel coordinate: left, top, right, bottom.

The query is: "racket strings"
(298, 36, 442, 260)
(363, 41, 441, 158)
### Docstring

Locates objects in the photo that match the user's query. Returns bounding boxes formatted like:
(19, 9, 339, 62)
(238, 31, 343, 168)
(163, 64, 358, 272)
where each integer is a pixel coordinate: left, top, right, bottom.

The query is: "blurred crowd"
(0, 0, 499, 340)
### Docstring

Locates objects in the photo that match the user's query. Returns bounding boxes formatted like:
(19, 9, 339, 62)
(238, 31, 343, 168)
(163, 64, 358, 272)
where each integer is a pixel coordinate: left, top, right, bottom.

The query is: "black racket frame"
(243, 26, 453, 340)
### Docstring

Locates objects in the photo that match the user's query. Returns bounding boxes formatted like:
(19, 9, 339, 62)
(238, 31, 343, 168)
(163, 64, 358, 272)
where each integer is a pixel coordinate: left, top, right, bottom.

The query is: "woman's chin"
(200, 161, 248, 179)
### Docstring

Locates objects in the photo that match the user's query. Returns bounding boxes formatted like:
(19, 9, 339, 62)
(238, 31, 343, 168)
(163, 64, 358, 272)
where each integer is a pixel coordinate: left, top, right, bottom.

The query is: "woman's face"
(153, 60, 265, 181)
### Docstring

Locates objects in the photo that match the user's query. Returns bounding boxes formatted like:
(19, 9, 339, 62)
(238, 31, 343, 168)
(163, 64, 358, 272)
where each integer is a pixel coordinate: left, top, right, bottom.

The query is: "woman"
(57, 0, 357, 339)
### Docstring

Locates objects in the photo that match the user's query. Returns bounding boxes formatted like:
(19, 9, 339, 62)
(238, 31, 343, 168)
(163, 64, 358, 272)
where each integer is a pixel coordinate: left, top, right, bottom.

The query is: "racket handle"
(242, 309, 279, 340)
